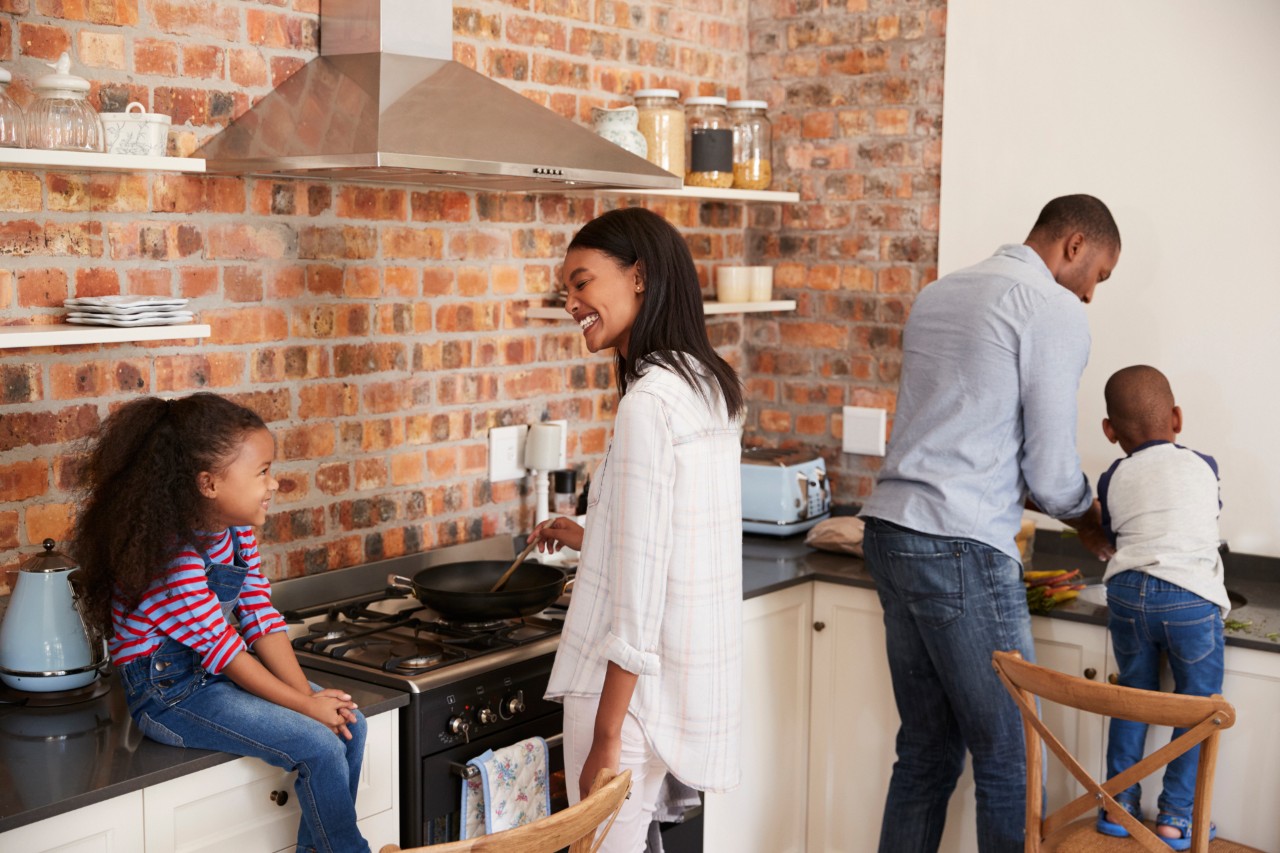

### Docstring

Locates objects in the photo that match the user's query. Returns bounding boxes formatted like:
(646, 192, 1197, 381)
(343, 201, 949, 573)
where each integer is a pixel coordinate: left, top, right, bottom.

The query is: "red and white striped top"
(108, 527, 287, 674)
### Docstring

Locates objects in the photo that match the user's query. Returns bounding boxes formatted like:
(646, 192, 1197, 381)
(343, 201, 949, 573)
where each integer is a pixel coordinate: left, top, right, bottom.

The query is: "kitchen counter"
(742, 529, 1280, 653)
(0, 668, 408, 835)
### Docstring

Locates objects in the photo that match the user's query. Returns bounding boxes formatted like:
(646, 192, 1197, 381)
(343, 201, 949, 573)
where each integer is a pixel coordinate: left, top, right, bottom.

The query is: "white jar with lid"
(634, 88, 685, 176)
(684, 96, 733, 188)
(728, 100, 772, 190)
(0, 67, 25, 148)
(27, 52, 104, 152)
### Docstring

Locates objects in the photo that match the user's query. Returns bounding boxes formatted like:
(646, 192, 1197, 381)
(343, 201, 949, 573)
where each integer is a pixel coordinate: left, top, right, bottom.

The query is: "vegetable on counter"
(1024, 569, 1087, 614)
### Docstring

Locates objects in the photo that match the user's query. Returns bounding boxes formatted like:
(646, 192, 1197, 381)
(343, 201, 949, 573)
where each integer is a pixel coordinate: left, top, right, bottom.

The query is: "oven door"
(420, 716, 565, 844)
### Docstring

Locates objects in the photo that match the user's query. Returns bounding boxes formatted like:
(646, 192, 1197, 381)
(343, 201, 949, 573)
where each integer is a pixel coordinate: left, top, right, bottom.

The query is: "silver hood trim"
(197, 0, 680, 192)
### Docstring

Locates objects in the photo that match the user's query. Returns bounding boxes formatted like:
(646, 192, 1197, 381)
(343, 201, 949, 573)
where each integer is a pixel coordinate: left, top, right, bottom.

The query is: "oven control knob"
(448, 714, 472, 743)
(477, 707, 498, 725)
(503, 691, 525, 717)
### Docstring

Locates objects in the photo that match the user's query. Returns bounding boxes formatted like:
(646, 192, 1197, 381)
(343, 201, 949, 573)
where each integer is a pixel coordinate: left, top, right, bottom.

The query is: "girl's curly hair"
(72, 393, 267, 635)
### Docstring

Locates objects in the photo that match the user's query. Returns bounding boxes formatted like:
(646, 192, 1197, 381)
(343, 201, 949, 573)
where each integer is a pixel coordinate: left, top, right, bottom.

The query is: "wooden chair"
(991, 649, 1259, 853)
(380, 768, 632, 853)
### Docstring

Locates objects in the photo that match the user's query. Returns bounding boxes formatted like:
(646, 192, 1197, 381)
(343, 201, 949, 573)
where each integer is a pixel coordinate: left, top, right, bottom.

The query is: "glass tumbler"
(0, 67, 25, 148)
(28, 52, 104, 152)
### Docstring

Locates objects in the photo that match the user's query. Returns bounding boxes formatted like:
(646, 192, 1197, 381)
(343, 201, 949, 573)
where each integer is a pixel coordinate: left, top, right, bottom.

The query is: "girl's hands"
(528, 517, 584, 553)
(304, 689, 359, 739)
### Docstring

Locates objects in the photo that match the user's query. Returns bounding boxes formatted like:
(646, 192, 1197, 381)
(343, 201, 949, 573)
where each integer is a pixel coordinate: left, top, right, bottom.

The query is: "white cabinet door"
(937, 613, 1110, 852)
(144, 710, 399, 853)
(806, 583, 896, 853)
(0, 791, 144, 853)
(704, 583, 813, 853)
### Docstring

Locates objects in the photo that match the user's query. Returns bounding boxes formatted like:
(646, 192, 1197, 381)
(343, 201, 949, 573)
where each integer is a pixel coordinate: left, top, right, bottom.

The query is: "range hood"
(197, 0, 681, 192)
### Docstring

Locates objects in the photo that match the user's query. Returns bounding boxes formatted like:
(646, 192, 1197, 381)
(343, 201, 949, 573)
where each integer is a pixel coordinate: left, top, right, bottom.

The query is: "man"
(859, 194, 1121, 852)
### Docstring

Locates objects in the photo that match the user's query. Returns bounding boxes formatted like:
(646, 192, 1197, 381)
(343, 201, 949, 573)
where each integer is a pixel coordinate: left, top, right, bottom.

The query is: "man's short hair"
(1029, 194, 1121, 251)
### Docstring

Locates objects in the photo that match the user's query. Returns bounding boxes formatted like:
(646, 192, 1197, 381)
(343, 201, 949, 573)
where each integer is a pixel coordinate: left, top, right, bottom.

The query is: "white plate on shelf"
(66, 314, 195, 327)
(64, 296, 189, 313)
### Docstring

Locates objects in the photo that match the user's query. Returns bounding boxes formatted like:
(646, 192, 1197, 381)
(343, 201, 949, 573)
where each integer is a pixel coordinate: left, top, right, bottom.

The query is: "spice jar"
(27, 52, 104, 153)
(728, 100, 772, 191)
(0, 68, 25, 149)
(684, 96, 733, 189)
(634, 89, 685, 176)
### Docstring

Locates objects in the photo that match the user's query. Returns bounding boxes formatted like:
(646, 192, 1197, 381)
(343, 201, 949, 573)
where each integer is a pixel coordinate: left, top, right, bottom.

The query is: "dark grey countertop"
(0, 668, 408, 835)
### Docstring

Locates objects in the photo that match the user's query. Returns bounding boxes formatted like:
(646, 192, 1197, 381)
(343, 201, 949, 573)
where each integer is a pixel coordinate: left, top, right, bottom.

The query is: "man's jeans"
(119, 663, 370, 853)
(862, 518, 1032, 853)
(1105, 570, 1224, 818)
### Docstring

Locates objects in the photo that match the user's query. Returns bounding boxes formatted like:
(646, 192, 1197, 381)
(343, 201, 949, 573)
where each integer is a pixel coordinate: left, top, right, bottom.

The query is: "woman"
(533, 207, 744, 851)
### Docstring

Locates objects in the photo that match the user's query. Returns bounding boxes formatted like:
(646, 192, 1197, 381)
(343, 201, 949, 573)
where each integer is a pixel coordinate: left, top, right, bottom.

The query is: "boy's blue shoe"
(1096, 800, 1142, 837)
(1155, 813, 1217, 851)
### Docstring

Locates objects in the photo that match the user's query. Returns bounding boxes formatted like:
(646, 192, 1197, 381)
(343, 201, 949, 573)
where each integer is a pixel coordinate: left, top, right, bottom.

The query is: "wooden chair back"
(379, 768, 632, 853)
(991, 649, 1235, 853)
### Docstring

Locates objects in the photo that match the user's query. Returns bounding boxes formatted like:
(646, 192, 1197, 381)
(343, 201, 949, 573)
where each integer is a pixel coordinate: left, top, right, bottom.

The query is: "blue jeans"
(119, 661, 370, 853)
(862, 518, 1032, 853)
(1105, 571, 1224, 818)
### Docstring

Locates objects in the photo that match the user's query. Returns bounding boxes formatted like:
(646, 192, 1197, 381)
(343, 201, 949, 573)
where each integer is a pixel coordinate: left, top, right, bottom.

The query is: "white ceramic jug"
(591, 106, 648, 159)
(0, 539, 102, 692)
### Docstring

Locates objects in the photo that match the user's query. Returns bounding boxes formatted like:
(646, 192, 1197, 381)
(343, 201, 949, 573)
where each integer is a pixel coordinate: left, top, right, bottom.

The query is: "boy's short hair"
(1105, 365, 1174, 439)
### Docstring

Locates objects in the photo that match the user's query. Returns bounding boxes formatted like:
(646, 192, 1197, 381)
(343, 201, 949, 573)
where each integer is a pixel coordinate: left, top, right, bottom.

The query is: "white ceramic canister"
(99, 101, 172, 157)
(0, 539, 102, 692)
(590, 105, 647, 159)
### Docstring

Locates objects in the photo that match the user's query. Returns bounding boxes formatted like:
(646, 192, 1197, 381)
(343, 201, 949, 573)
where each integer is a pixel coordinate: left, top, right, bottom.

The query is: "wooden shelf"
(600, 186, 799, 203)
(0, 323, 212, 349)
(527, 300, 795, 320)
(0, 149, 205, 173)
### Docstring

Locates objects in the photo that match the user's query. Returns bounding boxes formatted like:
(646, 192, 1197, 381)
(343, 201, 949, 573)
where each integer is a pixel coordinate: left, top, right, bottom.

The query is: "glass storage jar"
(0, 67, 25, 149)
(684, 96, 733, 188)
(27, 52, 104, 153)
(728, 100, 772, 190)
(634, 88, 684, 176)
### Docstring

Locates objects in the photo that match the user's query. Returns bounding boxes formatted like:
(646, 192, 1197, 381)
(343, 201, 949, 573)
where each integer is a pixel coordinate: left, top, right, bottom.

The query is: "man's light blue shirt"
(861, 243, 1094, 560)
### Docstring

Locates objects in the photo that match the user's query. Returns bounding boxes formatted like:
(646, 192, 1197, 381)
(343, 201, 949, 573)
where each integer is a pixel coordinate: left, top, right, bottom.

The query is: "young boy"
(1095, 365, 1228, 850)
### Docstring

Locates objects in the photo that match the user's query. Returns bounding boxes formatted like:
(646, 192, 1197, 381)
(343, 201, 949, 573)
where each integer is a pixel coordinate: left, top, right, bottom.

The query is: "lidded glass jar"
(634, 88, 685, 176)
(28, 52, 104, 153)
(0, 67, 25, 149)
(684, 96, 733, 188)
(728, 100, 772, 191)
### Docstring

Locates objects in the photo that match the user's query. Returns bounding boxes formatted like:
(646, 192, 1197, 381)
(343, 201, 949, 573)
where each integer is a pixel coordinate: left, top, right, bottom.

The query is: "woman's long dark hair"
(567, 207, 744, 419)
(72, 393, 267, 635)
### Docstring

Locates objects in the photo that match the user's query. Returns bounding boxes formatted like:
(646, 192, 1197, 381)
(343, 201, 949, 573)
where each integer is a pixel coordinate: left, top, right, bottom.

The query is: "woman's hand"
(578, 733, 622, 801)
(529, 516, 584, 553)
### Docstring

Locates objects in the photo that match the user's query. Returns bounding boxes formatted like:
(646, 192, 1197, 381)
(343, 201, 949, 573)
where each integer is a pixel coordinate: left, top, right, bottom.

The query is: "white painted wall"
(939, 0, 1280, 556)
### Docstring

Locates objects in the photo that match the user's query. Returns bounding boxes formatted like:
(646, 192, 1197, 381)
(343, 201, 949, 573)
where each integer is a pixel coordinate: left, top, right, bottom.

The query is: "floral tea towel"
(460, 736, 552, 839)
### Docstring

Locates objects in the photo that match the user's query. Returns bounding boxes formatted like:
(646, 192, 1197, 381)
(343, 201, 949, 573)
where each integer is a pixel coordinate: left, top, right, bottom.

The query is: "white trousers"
(563, 694, 669, 853)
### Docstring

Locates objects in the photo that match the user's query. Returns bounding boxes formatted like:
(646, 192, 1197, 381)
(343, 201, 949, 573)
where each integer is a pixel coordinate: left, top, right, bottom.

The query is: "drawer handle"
(813, 621, 826, 632)
(1108, 673, 1119, 685)
(271, 789, 289, 807)
(1084, 668, 1097, 680)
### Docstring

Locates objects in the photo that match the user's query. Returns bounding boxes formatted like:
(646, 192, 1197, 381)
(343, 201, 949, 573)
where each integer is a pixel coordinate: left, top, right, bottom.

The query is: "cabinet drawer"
(0, 790, 144, 852)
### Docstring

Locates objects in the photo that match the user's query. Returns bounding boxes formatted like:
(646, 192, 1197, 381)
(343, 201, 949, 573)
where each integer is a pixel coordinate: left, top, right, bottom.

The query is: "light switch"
(488, 425, 528, 482)
(842, 406, 886, 456)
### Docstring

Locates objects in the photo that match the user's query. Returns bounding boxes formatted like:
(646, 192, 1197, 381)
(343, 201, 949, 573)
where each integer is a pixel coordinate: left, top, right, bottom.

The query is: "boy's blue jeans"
(1105, 570, 1224, 819)
(119, 657, 370, 853)
(863, 518, 1032, 853)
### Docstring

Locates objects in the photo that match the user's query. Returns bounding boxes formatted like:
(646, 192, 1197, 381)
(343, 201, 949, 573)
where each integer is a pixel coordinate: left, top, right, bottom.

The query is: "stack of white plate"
(64, 296, 194, 327)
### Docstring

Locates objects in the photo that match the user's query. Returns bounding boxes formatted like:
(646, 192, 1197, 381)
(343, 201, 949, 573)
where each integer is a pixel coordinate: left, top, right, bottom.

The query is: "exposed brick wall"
(0, 0, 947, 599)
(744, 0, 946, 502)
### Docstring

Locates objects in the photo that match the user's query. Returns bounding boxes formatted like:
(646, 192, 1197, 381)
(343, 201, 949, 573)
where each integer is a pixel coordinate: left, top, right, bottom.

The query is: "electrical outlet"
(488, 425, 528, 482)
(842, 406, 886, 456)
(547, 419, 568, 469)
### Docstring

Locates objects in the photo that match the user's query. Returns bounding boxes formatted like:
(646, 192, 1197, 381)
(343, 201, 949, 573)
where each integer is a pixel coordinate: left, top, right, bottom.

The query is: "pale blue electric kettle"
(0, 539, 104, 692)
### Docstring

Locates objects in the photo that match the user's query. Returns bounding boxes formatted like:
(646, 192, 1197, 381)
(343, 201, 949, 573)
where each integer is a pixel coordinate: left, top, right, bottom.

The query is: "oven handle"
(449, 732, 564, 779)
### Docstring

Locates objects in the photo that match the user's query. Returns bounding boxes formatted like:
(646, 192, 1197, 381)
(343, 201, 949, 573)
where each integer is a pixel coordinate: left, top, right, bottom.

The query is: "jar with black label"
(684, 96, 734, 188)
(728, 100, 772, 190)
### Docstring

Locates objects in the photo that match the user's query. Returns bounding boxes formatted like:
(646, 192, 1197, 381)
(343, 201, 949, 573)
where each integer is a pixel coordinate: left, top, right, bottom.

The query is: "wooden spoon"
(489, 538, 541, 593)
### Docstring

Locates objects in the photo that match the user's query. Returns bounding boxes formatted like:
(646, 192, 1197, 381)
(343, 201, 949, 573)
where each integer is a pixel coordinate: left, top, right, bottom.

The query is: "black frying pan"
(388, 560, 566, 623)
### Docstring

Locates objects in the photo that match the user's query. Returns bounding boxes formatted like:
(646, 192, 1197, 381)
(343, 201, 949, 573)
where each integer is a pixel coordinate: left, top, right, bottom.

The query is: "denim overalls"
(116, 535, 371, 853)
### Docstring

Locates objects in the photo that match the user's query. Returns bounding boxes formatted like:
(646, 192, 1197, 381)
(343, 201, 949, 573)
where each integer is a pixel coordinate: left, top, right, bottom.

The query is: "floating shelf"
(0, 149, 206, 173)
(599, 186, 799, 203)
(526, 300, 795, 320)
(0, 323, 212, 350)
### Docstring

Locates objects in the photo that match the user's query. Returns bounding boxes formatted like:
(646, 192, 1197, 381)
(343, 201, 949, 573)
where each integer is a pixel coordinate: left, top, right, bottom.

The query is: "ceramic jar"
(591, 106, 647, 159)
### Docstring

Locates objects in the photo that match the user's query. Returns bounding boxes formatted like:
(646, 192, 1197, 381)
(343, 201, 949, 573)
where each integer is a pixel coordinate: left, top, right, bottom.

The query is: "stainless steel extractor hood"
(197, 0, 681, 192)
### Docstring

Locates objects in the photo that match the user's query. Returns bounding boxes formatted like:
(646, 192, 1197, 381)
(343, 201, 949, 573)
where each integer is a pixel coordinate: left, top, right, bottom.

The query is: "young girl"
(74, 393, 370, 853)
(532, 207, 745, 851)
